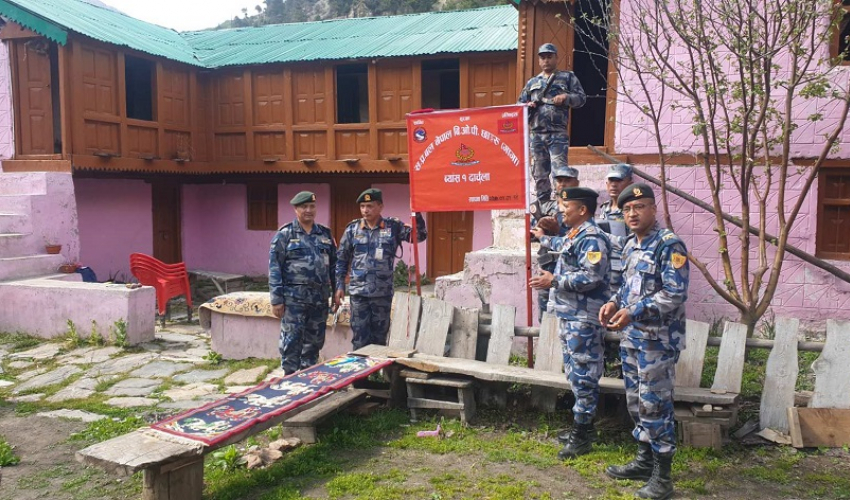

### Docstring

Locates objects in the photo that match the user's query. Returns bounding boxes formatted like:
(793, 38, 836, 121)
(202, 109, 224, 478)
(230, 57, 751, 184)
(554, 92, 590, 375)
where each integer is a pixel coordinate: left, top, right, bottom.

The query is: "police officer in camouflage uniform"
(269, 191, 337, 375)
(531, 166, 580, 320)
(530, 187, 610, 460)
(335, 188, 427, 350)
(599, 183, 689, 500)
(518, 43, 586, 207)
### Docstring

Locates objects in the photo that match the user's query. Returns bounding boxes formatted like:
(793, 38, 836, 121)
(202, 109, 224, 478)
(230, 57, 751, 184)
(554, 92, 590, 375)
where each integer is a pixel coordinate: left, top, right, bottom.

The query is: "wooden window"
(125, 55, 156, 121)
(832, 0, 850, 64)
(422, 59, 460, 110)
(817, 169, 850, 260)
(336, 64, 369, 124)
(247, 183, 278, 231)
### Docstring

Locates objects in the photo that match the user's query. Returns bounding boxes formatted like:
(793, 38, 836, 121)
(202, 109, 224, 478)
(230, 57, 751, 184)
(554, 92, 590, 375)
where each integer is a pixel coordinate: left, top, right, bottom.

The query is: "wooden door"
(14, 39, 54, 156)
(331, 179, 372, 243)
(428, 211, 474, 279)
(152, 182, 182, 264)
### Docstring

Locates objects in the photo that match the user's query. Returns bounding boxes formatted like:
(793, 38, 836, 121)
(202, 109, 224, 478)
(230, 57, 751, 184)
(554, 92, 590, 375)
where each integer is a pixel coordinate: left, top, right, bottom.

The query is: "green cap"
(290, 191, 316, 206)
(617, 183, 655, 207)
(356, 188, 382, 203)
(558, 186, 598, 202)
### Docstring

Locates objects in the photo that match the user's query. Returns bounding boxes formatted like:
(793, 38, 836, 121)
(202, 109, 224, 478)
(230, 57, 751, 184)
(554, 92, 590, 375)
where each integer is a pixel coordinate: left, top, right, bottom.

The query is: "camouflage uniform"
(596, 200, 629, 377)
(336, 213, 427, 349)
(610, 223, 689, 454)
(540, 219, 610, 424)
(533, 209, 568, 320)
(518, 71, 586, 205)
(269, 220, 336, 374)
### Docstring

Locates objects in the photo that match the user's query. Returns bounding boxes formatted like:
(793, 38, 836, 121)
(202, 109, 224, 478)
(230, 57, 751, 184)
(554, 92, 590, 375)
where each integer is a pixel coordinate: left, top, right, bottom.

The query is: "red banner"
(407, 105, 528, 212)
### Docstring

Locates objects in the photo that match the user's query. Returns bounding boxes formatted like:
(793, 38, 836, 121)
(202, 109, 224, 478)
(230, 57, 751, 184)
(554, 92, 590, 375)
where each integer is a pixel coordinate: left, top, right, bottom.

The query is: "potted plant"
(45, 242, 62, 254)
(58, 262, 79, 273)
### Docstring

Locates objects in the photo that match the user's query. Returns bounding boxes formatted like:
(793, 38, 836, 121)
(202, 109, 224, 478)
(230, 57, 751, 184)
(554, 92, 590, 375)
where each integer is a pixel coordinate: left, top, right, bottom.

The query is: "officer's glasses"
(622, 203, 653, 214)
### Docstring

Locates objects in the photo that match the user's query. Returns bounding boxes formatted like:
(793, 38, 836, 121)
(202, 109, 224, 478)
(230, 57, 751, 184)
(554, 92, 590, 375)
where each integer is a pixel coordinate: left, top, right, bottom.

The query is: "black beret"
(558, 186, 599, 202)
(617, 183, 655, 207)
(290, 191, 316, 206)
(356, 188, 382, 203)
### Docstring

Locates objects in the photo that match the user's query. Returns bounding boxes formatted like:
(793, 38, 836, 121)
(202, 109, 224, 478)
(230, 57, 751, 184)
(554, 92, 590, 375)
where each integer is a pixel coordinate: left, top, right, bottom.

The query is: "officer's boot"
(636, 452, 674, 500)
(605, 441, 653, 481)
(557, 422, 595, 459)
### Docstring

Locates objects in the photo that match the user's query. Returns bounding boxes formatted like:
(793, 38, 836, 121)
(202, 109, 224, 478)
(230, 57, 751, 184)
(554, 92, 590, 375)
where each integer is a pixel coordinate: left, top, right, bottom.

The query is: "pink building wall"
(0, 41, 14, 165)
(75, 178, 152, 282)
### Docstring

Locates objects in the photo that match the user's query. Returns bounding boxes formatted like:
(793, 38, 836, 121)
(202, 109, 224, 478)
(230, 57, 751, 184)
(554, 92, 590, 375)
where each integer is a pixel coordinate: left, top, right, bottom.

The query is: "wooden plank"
(143, 458, 203, 500)
(406, 377, 473, 389)
(398, 369, 433, 380)
(407, 397, 464, 410)
(486, 304, 516, 366)
(682, 422, 722, 450)
(811, 319, 850, 409)
(710, 321, 748, 394)
(760, 317, 799, 433)
(676, 320, 710, 388)
(387, 292, 421, 351)
(788, 407, 850, 448)
(534, 313, 562, 373)
(76, 430, 202, 477)
(449, 307, 479, 360)
(415, 298, 454, 356)
(281, 389, 366, 426)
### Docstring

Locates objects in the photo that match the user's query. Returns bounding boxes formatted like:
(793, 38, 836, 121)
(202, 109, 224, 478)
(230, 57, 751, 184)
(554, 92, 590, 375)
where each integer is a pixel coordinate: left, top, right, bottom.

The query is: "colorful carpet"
(151, 355, 392, 445)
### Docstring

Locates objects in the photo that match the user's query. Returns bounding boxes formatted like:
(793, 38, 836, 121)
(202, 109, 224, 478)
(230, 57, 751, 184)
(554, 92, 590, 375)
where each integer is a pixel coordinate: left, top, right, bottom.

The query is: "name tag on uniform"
(380, 229, 392, 237)
(324, 254, 330, 266)
(375, 247, 384, 260)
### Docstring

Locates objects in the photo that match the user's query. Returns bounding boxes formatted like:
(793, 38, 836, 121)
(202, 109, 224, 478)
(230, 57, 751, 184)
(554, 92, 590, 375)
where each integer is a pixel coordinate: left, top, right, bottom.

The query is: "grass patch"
(0, 331, 43, 351)
(69, 415, 147, 445)
(0, 434, 21, 466)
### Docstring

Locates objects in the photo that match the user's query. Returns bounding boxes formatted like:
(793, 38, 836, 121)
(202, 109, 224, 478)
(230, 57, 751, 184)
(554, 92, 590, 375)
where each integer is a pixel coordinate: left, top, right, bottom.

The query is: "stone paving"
(0, 322, 280, 424)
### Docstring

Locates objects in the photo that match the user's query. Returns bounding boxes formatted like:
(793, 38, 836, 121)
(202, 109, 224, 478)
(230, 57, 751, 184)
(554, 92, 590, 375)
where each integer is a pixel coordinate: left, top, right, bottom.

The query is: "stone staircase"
(0, 172, 78, 282)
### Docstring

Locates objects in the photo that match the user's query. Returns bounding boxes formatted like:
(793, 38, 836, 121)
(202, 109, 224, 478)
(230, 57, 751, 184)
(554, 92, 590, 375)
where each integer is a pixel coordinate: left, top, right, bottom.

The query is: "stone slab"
(173, 369, 228, 384)
(158, 349, 207, 364)
(16, 367, 47, 380)
(104, 397, 159, 408)
(7, 360, 34, 369)
(104, 378, 161, 397)
(58, 346, 122, 365)
(9, 343, 62, 360)
(156, 332, 200, 343)
(14, 365, 82, 393)
(128, 361, 192, 379)
(6, 393, 44, 402)
(224, 366, 268, 385)
(225, 385, 253, 394)
(0, 380, 13, 388)
(162, 383, 218, 401)
(37, 409, 107, 423)
(86, 353, 157, 376)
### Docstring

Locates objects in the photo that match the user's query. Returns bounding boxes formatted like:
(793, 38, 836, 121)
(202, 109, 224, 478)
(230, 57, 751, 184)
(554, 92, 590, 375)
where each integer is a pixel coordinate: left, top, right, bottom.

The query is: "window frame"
(246, 183, 278, 231)
(831, 0, 850, 65)
(816, 168, 850, 260)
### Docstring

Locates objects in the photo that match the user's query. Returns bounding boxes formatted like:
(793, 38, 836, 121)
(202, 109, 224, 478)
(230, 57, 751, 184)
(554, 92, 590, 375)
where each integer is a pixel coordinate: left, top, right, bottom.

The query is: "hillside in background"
(218, 0, 506, 28)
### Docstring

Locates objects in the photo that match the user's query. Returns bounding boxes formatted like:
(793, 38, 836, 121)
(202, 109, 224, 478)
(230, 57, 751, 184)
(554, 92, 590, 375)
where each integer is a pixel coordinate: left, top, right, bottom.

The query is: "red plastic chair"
(130, 253, 193, 325)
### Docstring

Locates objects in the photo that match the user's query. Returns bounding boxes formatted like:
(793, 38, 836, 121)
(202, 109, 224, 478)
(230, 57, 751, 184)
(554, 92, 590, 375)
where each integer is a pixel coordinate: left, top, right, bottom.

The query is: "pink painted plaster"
(75, 178, 151, 282)
(0, 41, 13, 164)
(374, 182, 429, 274)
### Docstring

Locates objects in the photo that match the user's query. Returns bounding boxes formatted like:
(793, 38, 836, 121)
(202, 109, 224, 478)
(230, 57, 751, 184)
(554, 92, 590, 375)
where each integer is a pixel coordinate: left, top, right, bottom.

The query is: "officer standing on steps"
(530, 187, 610, 460)
(599, 183, 689, 500)
(335, 188, 427, 350)
(519, 43, 586, 207)
(269, 191, 337, 375)
(531, 165, 580, 320)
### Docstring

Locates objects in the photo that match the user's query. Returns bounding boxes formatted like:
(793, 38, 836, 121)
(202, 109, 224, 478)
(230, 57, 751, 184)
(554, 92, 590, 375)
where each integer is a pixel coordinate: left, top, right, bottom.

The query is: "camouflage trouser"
(531, 132, 569, 205)
(559, 319, 605, 425)
(620, 341, 680, 454)
(279, 299, 329, 375)
(350, 294, 393, 350)
(537, 288, 550, 322)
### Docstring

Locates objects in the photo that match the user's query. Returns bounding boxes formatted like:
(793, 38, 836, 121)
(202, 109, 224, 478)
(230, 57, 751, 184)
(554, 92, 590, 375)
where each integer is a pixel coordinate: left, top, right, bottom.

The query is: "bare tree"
(571, 0, 850, 334)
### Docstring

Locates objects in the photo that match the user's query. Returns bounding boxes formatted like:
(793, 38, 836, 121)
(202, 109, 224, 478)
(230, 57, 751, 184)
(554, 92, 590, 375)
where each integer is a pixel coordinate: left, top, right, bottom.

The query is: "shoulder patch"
(586, 251, 602, 265)
(671, 252, 687, 269)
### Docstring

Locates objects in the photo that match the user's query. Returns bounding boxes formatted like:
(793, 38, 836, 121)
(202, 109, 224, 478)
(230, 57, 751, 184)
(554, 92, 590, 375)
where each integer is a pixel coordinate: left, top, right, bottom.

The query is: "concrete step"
(0, 254, 67, 282)
(0, 172, 48, 196)
(0, 212, 32, 234)
(0, 195, 32, 214)
(0, 233, 38, 258)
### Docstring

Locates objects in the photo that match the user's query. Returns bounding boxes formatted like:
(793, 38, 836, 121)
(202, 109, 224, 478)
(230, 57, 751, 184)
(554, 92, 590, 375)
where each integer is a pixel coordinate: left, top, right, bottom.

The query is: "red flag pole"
(525, 212, 534, 368)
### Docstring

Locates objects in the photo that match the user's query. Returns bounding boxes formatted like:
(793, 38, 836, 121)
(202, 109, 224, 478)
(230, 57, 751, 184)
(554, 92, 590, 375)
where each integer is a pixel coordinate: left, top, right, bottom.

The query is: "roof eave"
(0, 1, 68, 45)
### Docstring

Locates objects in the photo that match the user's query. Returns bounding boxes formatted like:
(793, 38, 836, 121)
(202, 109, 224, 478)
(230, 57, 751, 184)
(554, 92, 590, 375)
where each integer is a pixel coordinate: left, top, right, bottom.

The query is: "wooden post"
(760, 318, 799, 433)
(143, 457, 203, 500)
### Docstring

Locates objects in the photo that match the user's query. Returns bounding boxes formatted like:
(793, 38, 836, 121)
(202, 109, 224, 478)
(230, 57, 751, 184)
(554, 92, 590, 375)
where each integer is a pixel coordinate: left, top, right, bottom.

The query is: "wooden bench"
(76, 387, 367, 500)
(360, 292, 747, 446)
(189, 269, 245, 295)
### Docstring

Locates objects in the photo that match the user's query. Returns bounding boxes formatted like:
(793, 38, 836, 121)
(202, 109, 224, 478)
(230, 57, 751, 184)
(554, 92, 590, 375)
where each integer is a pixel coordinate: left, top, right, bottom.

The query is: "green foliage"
(209, 445, 244, 472)
(66, 319, 83, 348)
(69, 416, 147, 444)
(0, 331, 40, 351)
(89, 320, 105, 346)
(392, 260, 429, 288)
(111, 318, 128, 348)
(204, 350, 224, 365)
(0, 435, 21, 466)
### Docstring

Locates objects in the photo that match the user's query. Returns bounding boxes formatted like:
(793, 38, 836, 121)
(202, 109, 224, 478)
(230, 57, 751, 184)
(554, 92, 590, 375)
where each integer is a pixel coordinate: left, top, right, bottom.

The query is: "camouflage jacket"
(610, 224, 689, 351)
(540, 219, 610, 325)
(533, 210, 569, 271)
(269, 220, 336, 305)
(596, 200, 628, 294)
(518, 70, 586, 133)
(335, 214, 427, 297)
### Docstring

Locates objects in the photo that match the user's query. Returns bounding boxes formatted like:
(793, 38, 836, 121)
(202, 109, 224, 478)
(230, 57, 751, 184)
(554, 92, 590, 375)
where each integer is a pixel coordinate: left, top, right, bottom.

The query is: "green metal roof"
(0, 0, 518, 69)
(183, 5, 519, 68)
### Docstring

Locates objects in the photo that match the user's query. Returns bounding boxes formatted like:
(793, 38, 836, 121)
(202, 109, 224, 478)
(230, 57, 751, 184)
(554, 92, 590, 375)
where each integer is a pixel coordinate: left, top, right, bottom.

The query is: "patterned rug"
(151, 355, 392, 445)
(198, 291, 351, 328)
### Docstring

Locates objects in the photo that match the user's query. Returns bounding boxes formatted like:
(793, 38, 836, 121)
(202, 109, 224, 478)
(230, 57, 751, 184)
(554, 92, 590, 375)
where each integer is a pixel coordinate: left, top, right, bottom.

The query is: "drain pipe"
(587, 145, 850, 285)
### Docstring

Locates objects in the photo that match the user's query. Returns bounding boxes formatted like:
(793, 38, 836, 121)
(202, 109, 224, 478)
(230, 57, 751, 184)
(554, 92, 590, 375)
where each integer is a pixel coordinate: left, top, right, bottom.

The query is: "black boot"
(557, 422, 595, 459)
(636, 452, 674, 500)
(605, 441, 653, 481)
